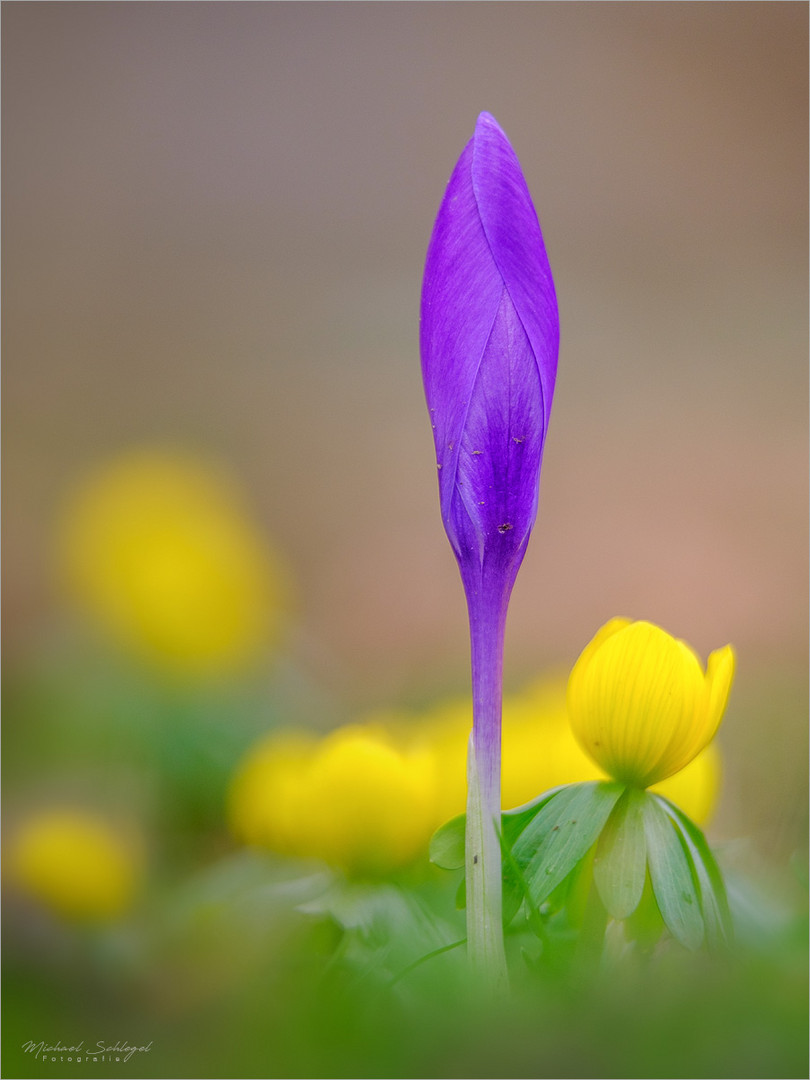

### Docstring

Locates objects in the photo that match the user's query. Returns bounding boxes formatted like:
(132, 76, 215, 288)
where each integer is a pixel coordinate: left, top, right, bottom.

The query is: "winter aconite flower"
(228, 731, 319, 857)
(8, 810, 141, 923)
(567, 618, 735, 789)
(229, 725, 436, 877)
(231, 672, 721, 888)
(421, 112, 558, 981)
(59, 449, 287, 679)
(432, 623, 735, 953)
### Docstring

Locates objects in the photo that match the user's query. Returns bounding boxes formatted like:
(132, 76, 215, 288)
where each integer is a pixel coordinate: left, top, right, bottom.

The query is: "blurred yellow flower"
(299, 726, 436, 874)
(416, 686, 597, 823)
(422, 676, 720, 825)
(229, 649, 727, 876)
(229, 724, 436, 876)
(415, 697, 470, 825)
(59, 449, 287, 679)
(502, 680, 603, 807)
(228, 731, 317, 854)
(8, 810, 141, 922)
(567, 618, 735, 789)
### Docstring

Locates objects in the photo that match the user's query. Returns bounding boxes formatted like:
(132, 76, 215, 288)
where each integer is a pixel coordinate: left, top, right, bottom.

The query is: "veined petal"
(659, 644, 736, 780)
(570, 616, 632, 675)
(568, 619, 734, 788)
(647, 637, 710, 782)
(651, 643, 735, 783)
(471, 113, 558, 416)
(448, 288, 545, 574)
(704, 645, 736, 739)
(420, 113, 558, 589)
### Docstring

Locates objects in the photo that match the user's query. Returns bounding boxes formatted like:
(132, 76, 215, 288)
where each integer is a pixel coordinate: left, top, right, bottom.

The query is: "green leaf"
(502, 785, 568, 847)
(429, 813, 466, 870)
(497, 825, 545, 933)
(562, 842, 598, 928)
(513, 781, 624, 906)
(429, 785, 567, 871)
(624, 869, 666, 949)
(501, 868, 525, 927)
(593, 786, 647, 919)
(643, 795, 704, 950)
(654, 794, 733, 949)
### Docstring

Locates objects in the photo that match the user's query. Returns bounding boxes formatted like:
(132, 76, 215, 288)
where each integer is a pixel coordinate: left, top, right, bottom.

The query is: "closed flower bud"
(567, 618, 735, 789)
(420, 111, 558, 595)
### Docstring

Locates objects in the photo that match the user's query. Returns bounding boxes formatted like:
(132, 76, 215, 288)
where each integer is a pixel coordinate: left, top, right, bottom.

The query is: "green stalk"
(464, 587, 509, 992)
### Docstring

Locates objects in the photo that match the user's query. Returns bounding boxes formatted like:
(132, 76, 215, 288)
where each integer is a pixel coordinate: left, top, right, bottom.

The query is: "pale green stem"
(464, 585, 509, 992)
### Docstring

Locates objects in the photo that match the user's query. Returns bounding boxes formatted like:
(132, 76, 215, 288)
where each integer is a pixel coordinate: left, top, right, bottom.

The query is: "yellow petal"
(570, 616, 633, 674)
(652, 643, 735, 783)
(703, 645, 736, 744)
(568, 619, 732, 789)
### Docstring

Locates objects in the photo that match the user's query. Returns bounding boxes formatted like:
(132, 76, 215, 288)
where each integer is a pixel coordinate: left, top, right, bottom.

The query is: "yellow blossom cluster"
(229, 725, 437, 876)
(229, 672, 721, 877)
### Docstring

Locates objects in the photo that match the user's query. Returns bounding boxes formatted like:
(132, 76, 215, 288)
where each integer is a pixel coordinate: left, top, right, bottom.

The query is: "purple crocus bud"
(420, 113, 558, 985)
(421, 111, 558, 601)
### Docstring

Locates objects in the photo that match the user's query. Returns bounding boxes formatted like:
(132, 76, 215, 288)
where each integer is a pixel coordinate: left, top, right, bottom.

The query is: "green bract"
(430, 781, 732, 952)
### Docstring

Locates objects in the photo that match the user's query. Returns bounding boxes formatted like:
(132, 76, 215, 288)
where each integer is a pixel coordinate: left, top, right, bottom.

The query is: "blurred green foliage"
(3, 449, 806, 1079)
(4, 633, 807, 1078)
(4, 848, 807, 1079)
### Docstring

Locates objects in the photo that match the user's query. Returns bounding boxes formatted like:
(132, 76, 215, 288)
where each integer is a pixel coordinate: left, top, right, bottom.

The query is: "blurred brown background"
(3, 3, 807, 845)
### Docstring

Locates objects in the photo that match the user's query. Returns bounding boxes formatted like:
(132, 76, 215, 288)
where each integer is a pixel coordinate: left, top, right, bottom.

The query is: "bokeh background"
(3, 3, 807, 1078)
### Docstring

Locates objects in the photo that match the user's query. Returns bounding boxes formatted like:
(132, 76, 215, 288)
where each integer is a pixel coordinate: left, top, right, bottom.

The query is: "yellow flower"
(418, 687, 594, 823)
(502, 680, 603, 808)
(567, 618, 735, 789)
(229, 724, 436, 876)
(415, 697, 470, 824)
(229, 640, 729, 878)
(59, 449, 287, 679)
(300, 726, 436, 875)
(8, 810, 141, 922)
(422, 676, 720, 825)
(228, 731, 317, 854)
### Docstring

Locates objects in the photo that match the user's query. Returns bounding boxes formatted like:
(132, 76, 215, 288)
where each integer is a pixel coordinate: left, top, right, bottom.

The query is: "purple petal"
(420, 113, 558, 594)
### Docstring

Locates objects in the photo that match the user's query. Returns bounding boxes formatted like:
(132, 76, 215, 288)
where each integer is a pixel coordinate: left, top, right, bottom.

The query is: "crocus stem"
(465, 583, 510, 991)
